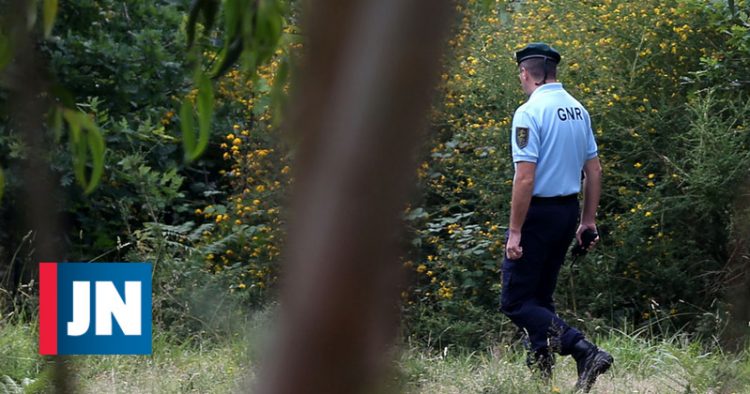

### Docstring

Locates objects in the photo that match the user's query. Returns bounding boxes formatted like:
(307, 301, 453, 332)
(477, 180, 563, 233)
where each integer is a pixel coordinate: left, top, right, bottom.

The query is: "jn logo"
(39, 262, 152, 355)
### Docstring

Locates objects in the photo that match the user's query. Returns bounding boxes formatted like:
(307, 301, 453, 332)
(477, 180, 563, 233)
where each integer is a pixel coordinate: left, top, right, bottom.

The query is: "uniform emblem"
(515, 127, 529, 149)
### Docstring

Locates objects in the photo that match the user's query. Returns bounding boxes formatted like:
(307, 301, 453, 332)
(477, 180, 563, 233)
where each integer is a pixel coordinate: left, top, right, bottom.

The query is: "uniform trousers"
(500, 194, 585, 354)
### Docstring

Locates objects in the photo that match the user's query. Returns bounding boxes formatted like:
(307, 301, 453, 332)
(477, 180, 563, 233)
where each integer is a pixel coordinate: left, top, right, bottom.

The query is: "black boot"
(571, 339, 613, 392)
(526, 346, 554, 383)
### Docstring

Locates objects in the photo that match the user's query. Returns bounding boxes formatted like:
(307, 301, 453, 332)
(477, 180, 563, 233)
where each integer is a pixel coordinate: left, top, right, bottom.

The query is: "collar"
(529, 82, 563, 100)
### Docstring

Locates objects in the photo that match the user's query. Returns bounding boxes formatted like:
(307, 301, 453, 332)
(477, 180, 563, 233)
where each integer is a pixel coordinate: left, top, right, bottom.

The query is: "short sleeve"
(584, 110, 598, 160)
(511, 109, 539, 163)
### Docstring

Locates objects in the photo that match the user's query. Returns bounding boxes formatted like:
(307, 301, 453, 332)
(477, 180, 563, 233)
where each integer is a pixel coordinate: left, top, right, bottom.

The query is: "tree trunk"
(4, 0, 74, 392)
(256, 0, 452, 393)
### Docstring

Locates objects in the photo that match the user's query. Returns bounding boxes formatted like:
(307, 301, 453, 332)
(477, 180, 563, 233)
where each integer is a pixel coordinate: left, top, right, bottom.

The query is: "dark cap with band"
(515, 42, 561, 64)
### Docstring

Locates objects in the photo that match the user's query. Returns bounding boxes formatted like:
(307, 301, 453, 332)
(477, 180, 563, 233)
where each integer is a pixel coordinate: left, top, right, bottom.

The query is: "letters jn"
(68, 281, 142, 336)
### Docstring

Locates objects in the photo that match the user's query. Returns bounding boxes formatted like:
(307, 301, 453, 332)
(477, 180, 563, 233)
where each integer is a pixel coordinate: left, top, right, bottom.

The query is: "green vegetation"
(1, 0, 749, 391)
(398, 333, 750, 393)
(2, 315, 748, 393)
(0, 321, 253, 393)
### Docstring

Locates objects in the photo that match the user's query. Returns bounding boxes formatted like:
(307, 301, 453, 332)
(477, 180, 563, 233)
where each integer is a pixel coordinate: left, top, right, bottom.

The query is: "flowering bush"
(192, 58, 292, 304)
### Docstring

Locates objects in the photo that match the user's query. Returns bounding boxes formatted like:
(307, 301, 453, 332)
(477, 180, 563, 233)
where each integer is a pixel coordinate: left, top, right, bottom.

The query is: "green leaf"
(180, 98, 196, 159)
(211, 36, 243, 79)
(0, 167, 5, 203)
(42, 0, 58, 38)
(270, 55, 289, 126)
(63, 110, 85, 186)
(79, 115, 105, 195)
(63, 109, 106, 194)
(192, 73, 214, 160)
(224, 0, 243, 40)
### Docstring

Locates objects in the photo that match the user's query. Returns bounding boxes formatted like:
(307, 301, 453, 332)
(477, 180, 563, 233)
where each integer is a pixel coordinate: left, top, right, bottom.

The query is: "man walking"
(500, 42, 613, 392)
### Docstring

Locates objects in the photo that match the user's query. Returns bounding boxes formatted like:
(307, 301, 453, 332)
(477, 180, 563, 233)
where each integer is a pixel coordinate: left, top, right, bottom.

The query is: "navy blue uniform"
(501, 195, 583, 353)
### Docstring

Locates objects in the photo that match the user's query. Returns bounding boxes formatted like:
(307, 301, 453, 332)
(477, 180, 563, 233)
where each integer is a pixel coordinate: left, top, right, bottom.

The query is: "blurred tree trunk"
(256, 0, 452, 393)
(3, 0, 74, 392)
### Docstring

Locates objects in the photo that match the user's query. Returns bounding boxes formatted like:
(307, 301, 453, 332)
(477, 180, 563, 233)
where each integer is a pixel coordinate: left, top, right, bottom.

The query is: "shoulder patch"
(515, 127, 529, 149)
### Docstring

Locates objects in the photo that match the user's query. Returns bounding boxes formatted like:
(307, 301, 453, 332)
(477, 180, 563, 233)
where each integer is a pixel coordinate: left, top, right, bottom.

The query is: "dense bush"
(0, 1, 200, 262)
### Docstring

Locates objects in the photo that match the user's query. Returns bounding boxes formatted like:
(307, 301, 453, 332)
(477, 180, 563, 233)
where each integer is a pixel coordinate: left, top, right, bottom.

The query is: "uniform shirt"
(510, 82, 598, 197)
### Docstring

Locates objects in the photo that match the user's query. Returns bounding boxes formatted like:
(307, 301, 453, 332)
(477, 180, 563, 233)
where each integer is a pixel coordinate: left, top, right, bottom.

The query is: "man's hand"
(575, 223, 599, 251)
(506, 229, 523, 260)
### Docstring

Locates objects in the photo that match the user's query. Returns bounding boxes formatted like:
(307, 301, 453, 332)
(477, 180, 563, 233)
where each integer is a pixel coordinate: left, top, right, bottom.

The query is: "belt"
(530, 194, 578, 205)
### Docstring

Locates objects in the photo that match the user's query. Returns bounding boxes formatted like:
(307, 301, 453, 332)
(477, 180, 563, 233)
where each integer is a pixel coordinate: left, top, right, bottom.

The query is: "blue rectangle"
(57, 262, 152, 355)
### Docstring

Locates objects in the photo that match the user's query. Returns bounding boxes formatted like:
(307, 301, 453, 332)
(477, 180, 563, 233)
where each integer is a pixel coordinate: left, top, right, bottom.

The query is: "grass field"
(1, 317, 748, 393)
(397, 333, 750, 393)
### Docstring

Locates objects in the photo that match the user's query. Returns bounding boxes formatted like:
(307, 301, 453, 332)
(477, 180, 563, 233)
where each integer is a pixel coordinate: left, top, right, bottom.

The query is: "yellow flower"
(634, 162, 642, 168)
(416, 264, 427, 273)
(226, 133, 235, 140)
(232, 138, 242, 146)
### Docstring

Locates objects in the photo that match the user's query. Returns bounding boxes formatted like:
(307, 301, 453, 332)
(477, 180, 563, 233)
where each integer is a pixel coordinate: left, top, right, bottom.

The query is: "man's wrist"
(579, 221, 596, 229)
(509, 227, 522, 234)
(580, 215, 596, 225)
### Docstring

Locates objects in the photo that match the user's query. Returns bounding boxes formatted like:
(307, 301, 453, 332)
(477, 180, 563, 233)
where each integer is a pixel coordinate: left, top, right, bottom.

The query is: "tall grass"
(1, 313, 748, 393)
(0, 307, 275, 393)
(396, 330, 750, 394)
